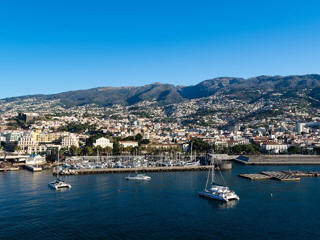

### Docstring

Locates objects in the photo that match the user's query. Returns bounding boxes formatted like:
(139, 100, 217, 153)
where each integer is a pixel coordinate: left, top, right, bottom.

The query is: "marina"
(55, 165, 213, 175)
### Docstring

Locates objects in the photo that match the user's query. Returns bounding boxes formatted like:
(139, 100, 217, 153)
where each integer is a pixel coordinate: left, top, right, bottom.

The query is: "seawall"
(235, 155, 320, 165)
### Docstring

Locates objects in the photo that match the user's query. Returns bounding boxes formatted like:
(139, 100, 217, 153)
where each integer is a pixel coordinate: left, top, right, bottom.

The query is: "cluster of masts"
(48, 150, 239, 203)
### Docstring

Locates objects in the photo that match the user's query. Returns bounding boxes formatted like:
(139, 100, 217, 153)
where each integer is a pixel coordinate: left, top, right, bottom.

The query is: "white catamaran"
(48, 150, 71, 190)
(199, 154, 239, 202)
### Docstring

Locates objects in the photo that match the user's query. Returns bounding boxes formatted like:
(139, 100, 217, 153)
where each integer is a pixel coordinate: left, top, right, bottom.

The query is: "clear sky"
(1, 0, 320, 98)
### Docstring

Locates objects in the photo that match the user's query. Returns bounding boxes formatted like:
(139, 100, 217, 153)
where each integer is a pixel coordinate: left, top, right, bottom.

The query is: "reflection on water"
(204, 197, 239, 209)
(217, 200, 238, 209)
(1, 165, 320, 240)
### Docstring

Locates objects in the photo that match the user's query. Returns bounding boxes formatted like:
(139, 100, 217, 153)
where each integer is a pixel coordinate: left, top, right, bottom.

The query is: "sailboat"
(186, 141, 200, 166)
(198, 152, 239, 202)
(48, 149, 71, 190)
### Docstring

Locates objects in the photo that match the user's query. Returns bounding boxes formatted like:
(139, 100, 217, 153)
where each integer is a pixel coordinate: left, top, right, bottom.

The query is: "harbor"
(48, 153, 232, 175)
(2, 164, 320, 240)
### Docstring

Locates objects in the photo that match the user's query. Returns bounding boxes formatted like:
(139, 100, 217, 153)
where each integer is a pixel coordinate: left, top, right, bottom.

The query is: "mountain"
(3, 74, 320, 106)
(46, 83, 184, 106)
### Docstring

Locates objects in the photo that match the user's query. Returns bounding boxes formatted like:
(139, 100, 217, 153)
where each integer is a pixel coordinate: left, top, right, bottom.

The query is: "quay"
(239, 170, 320, 181)
(235, 155, 320, 165)
(55, 165, 214, 175)
(0, 167, 20, 172)
(25, 165, 42, 172)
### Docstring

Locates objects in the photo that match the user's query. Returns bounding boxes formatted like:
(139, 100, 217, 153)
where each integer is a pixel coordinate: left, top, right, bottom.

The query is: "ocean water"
(1, 164, 320, 240)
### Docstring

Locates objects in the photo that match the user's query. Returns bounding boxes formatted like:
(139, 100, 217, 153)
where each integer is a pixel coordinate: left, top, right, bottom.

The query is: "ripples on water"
(0, 164, 320, 240)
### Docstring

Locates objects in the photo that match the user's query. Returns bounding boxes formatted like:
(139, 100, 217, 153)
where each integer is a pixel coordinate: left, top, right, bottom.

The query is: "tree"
(288, 146, 301, 154)
(314, 147, 320, 155)
(104, 146, 113, 155)
(140, 139, 150, 145)
(112, 140, 120, 155)
(94, 146, 103, 155)
(70, 145, 80, 156)
(86, 134, 104, 147)
(230, 144, 261, 155)
(190, 138, 212, 153)
(14, 145, 21, 152)
(84, 146, 94, 156)
(135, 133, 143, 143)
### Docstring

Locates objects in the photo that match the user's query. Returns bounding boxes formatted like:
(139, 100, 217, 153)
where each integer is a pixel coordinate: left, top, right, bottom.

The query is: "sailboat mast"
(190, 141, 193, 162)
(57, 148, 59, 179)
(211, 151, 215, 184)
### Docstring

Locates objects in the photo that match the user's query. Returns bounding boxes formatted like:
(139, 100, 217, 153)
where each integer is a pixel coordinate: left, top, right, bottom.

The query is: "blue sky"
(1, 0, 320, 98)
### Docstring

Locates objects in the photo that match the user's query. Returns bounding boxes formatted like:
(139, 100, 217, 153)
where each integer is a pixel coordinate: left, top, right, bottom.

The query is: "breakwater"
(235, 155, 320, 165)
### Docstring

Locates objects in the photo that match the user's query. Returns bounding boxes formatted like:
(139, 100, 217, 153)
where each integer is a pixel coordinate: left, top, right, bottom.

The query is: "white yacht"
(48, 150, 71, 190)
(199, 154, 239, 202)
(25, 155, 46, 165)
(125, 174, 151, 181)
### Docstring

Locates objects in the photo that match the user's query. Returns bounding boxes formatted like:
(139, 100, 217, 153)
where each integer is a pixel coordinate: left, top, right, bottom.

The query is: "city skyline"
(1, 0, 320, 98)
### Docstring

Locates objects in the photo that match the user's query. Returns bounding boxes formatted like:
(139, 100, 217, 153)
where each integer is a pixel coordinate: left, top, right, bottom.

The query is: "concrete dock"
(0, 167, 20, 172)
(239, 170, 320, 181)
(238, 173, 272, 180)
(261, 171, 301, 181)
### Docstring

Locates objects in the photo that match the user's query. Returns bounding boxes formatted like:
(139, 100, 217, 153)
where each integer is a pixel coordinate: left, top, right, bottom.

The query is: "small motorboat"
(125, 174, 151, 181)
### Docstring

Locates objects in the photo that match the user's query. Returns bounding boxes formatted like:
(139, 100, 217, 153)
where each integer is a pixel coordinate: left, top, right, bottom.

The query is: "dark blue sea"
(1, 164, 320, 240)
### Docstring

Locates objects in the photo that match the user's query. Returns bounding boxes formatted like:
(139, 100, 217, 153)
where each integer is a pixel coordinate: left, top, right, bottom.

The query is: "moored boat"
(48, 178, 72, 190)
(125, 174, 151, 180)
(48, 149, 71, 190)
(199, 152, 239, 202)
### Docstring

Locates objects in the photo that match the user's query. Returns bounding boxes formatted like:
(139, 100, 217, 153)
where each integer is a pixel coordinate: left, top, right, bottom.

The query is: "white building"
(262, 142, 288, 154)
(93, 137, 113, 149)
(18, 134, 37, 149)
(61, 134, 79, 148)
(119, 141, 138, 148)
(0, 135, 6, 142)
(296, 123, 308, 134)
(25, 145, 47, 155)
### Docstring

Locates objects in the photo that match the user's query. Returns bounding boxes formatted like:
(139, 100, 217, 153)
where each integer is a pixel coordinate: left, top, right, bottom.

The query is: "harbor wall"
(56, 165, 234, 175)
(236, 155, 320, 165)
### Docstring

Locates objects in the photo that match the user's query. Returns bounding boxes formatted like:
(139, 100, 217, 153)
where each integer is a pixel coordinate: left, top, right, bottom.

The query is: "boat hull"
(125, 176, 151, 180)
(199, 191, 228, 202)
(198, 191, 239, 202)
(48, 182, 72, 190)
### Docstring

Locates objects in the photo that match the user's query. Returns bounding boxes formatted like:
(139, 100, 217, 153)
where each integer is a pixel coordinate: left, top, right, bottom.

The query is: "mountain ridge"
(3, 74, 320, 107)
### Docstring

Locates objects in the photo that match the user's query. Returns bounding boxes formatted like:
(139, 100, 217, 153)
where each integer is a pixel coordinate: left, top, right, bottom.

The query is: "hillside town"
(1, 94, 320, 159)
